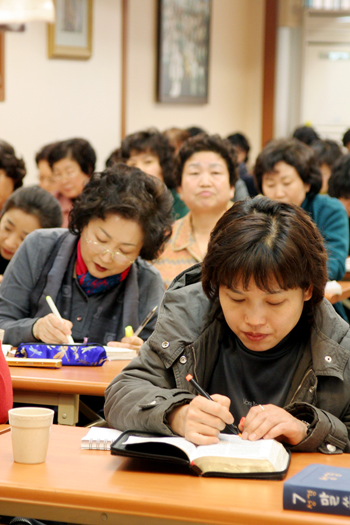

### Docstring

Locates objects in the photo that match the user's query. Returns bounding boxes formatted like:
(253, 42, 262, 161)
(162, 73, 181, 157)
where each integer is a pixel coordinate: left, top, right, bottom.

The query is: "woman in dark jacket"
(0, 164, 173, 350)
(105, 198, 350, 454)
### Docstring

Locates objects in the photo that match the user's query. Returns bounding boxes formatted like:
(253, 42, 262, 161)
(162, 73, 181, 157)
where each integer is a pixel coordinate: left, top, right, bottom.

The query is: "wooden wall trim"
(121, 0, 128, 139)
(0, 32, 4, 102)
(262, 0, 278, 147)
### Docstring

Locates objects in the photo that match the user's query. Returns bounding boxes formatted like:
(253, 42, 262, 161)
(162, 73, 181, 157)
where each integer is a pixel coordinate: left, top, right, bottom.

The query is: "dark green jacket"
(105, 265, 350, 454)
(301, 193, 349, 281)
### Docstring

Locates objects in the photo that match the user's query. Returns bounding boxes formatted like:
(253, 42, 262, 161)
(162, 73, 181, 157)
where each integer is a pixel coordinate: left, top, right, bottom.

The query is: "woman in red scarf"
(0, 164, 173, 352)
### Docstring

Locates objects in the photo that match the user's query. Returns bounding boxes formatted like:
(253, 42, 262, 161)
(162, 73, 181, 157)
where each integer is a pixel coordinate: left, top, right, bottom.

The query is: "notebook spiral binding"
(88, 437, 110, 450)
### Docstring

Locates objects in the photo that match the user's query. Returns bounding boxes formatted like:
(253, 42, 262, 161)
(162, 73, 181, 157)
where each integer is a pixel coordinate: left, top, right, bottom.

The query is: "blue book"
(283, 464, 350, 516)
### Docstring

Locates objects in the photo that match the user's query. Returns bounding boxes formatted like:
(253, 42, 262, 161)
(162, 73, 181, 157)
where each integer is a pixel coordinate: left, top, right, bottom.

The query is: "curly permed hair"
(175, 133, 238, 187)
(69, 163, 174, 261)
(0, 140, 26, 189)
(120, 128, 177, 189)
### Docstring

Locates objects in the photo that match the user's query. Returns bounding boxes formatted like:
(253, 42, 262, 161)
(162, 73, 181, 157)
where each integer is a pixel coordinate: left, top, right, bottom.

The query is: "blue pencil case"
(15, 343, 107, 366)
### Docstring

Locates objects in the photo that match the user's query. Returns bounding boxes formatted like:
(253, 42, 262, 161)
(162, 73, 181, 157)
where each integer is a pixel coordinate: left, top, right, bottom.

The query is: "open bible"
(111, 431, 291, 479)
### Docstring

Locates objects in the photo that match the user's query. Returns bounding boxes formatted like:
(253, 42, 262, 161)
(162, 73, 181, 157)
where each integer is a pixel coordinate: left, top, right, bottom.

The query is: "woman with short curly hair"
(112, 128, 189, 220)
(0, 164, 174, 351)
(154, 133, 238, 287)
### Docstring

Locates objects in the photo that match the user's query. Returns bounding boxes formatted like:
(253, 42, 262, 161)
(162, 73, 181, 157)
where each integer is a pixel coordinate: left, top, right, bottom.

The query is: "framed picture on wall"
(48, 0, 93, 60)
(157, 0, 211, 104)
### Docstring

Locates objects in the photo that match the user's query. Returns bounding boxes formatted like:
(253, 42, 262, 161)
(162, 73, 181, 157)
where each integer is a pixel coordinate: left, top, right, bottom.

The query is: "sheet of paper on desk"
(1, 344, 15, 357)
(325, 281, 342, 295)
(104, 346, 137, 360)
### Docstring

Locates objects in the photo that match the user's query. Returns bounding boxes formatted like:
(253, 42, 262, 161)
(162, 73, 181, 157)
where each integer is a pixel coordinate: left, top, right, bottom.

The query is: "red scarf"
(76, 239, 130, 295)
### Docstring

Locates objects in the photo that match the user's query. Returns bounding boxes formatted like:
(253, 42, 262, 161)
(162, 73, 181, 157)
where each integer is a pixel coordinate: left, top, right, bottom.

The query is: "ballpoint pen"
(186, 374, 239, 435)
(125, 305, 158, 338)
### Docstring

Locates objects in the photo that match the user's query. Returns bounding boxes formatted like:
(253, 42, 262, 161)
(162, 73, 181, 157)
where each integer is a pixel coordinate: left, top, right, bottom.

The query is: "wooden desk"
(10, 360, 127, 426)
(0, 425, 349, 525)
(325, 281, 350, 304)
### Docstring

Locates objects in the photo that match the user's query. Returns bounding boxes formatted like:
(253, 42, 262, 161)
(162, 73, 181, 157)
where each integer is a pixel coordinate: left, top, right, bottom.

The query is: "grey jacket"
(0, 228, 165, 346)
(105, 264, 350, 454)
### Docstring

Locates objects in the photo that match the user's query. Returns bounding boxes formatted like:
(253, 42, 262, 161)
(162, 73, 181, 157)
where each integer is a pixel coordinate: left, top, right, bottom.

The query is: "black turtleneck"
(207, 316, 309, 428)
(0, 254, 9, 276)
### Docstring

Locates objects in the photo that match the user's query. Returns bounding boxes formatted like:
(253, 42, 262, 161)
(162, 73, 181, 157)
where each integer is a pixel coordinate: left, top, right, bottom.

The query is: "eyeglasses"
(52, 170, 78, 180)
(85, 235, 135, 265)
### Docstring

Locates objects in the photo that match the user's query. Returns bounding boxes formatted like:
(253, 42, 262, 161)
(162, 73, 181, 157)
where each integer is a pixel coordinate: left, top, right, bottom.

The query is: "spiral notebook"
(81, 427, 122, 450)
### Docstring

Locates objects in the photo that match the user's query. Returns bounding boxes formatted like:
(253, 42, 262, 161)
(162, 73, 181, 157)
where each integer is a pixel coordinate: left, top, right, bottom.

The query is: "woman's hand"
(33, 314, 73, 344)
(168, 394, 234, 445)
(239, 404, 308, 445)
(107, 335, 144, 352)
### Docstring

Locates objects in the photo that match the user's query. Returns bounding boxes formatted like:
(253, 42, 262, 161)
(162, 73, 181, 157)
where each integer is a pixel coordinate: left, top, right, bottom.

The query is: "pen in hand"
(186, 374, 239, 435)
(46, 295, 75, 345)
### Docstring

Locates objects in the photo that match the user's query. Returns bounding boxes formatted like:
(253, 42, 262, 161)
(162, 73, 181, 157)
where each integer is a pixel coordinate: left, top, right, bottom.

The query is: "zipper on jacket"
(289, 368, 315, 404)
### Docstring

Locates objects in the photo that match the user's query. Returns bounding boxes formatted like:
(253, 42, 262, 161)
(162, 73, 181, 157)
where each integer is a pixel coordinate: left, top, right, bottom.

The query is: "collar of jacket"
(148, 264, 350, 379)
(147, 263, 215, 367)
(170, 213, 202, 262)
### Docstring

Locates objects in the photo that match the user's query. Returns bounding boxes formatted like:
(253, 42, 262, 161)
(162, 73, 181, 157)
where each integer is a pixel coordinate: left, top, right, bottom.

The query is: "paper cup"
(8, 407, 54, 464)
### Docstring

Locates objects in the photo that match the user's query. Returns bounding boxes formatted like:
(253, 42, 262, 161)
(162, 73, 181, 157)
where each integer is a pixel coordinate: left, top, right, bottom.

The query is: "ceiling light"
(0, 0, 55, 24)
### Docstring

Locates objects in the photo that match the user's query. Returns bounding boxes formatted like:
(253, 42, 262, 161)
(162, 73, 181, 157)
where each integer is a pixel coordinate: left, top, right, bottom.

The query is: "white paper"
(81, 427, 122, 450)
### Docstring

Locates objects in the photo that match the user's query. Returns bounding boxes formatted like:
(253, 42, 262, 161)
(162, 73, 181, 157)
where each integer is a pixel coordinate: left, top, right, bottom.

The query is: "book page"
(123, 435, 197, 460)
(104, 346, 137, 360)
(192, 433, 289, 472)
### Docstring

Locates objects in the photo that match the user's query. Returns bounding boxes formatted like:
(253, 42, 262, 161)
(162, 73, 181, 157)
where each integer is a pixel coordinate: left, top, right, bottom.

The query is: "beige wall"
(126, 0, 265, 164)
(0, 0, 265, 186)
(0, 0, 122, 184)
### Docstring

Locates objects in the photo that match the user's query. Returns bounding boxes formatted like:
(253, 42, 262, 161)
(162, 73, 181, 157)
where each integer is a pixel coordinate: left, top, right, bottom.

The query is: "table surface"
(324, 281, 350, 304)
(1, 424, 350, 525)
(9, 359, 127, 396)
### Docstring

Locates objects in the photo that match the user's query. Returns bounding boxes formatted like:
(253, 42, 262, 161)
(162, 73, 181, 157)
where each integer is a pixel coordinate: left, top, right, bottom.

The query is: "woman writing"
(0, 165, 173, 349)
(106, 198, 350, 454)
(0, 186, 62, 282)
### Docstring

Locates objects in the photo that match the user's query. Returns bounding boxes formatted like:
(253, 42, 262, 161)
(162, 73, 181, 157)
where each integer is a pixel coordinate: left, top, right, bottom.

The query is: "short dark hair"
(35, 142, 59, 166)
(105, 148, 122, 168)
(120, 128, 177, 189)
(1, 185, 62, 228)
(254, 138, 322, 197)
(342, 129, 350, 148)
(0, 140, 26, 189)
(48, 138, 96, 176)
(176, 133, 238, 187)
(69, 163, 174, 261)
(310, 139, 343, 168)
(226, 132, 250, 162)
(163, 127, 190, 153)
(292, 125, 319, 146)
(328, 154, 350, 199)
(202, 197, 328, 323)
(186, 126, 207, 137)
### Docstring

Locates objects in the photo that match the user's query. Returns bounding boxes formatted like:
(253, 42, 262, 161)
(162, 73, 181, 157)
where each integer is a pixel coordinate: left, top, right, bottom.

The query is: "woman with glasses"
(0, 164, 173, 351)
(48, 138, 96, 227)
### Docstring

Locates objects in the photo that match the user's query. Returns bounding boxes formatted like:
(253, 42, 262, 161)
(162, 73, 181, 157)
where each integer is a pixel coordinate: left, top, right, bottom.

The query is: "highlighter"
(125, 325, 134, 338)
